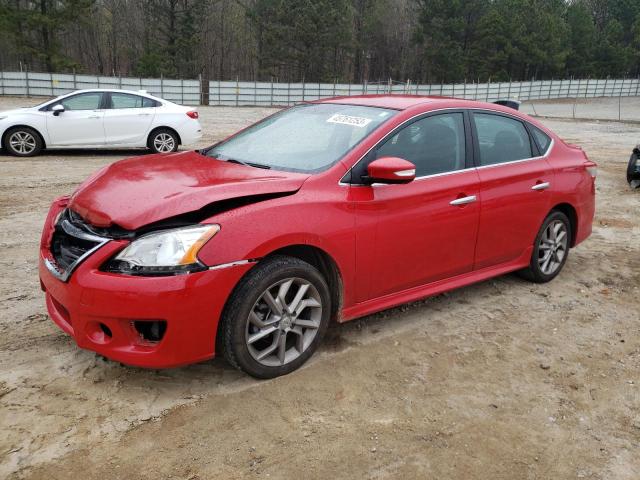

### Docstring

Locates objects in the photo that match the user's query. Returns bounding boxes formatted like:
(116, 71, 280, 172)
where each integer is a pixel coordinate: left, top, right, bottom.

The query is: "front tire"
(220, 255, 331, 379)
(518, 211, 571, 283)
(3, 127, 43, 157)
(148, 128, 179, 154)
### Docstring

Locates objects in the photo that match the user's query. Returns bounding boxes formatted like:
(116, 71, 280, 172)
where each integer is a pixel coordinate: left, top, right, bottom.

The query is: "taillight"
(585, 161, 597, 178)
(186, 111, 199, 119)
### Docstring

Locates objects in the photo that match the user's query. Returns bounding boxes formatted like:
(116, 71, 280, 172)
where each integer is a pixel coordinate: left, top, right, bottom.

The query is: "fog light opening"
(133, 320, 167, 343)
(51, 296, 71, 325)
(99, 323, 112, 338)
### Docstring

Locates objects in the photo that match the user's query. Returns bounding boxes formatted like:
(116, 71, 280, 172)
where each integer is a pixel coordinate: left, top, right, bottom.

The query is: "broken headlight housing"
(104, 224, 220, 276)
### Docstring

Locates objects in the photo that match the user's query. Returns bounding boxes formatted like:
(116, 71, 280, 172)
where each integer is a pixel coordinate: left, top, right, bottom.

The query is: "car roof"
(316, 94, 517, 113)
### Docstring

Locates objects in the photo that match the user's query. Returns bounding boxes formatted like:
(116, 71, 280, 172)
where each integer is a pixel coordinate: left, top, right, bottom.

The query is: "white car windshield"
(205, 103, 397, 173)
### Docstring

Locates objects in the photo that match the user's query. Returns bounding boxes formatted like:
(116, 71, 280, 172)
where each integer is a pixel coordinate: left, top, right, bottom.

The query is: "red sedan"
(39, 95, 596, 378)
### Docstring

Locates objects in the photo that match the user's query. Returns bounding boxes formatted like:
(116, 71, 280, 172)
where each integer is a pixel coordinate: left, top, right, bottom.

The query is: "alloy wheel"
(537, 219, 568, 275)
(245, 277, 323, 367)
(9, 131, 37, 155)
(153, 133, 176, 153)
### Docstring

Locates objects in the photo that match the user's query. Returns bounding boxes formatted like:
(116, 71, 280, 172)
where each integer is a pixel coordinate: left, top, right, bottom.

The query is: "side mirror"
(365, 157, 416, 184)
(51, 104, 65, 116)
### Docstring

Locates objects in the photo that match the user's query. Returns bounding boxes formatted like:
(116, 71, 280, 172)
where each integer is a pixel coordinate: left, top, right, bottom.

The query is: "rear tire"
(148, 128, 179, 154)
(219, 255, 331, 379)
(517, 211, 571, 283)
(3, 127, 43, 157)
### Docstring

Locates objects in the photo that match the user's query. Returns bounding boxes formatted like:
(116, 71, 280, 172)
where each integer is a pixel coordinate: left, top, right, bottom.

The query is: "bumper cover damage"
(39, 199, 253, 368)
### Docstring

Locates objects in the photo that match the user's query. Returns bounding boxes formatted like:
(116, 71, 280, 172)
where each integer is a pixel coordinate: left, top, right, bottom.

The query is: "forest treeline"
(0, 0, 639, 83)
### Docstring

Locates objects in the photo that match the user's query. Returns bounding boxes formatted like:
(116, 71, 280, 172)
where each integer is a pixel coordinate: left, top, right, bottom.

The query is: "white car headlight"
(108, 224, 220, 275)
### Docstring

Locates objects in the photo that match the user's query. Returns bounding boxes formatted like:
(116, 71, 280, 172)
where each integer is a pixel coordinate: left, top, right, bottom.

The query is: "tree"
(414, 0, 487, 82)
(247, 0, 353, 82)
(1, 0, 640, 83)
(1, 0, 95, 71)
(133, 0, 207, 77)
(593, 18, 633, 76)
(566, 2, 597, 77)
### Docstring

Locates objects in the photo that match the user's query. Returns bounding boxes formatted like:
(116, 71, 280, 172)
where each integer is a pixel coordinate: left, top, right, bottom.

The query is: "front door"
(352, 111, 481, 301)
(45, 92, 106, 146)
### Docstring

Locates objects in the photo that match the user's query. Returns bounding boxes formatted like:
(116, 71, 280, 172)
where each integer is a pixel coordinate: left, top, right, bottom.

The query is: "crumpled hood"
(69, 151, 309, 230)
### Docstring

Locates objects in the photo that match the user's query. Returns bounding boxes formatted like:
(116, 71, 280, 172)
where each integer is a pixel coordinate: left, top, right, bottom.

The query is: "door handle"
(88, 115, 101, 119)
(450, 195, 477, 206)
(137, 113, 151, 116)
(531, 182, 550, 191)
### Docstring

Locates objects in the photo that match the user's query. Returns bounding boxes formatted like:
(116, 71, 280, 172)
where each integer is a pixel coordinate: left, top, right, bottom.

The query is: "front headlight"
(105, 224, 220, 276)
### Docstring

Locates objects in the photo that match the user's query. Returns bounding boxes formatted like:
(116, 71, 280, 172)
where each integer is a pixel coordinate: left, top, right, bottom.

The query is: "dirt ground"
(0, 97, 639, 480)
(521, 96, 640, 122)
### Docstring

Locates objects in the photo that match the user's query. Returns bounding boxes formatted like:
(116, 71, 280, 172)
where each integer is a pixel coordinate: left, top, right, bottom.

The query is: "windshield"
(205, 103, 397, 173)
(31, 98, 57, 108)
(32, 93, 70, 109)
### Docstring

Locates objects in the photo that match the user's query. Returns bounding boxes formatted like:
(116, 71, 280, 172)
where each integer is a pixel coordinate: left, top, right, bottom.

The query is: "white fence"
(1, 71, 640, 106)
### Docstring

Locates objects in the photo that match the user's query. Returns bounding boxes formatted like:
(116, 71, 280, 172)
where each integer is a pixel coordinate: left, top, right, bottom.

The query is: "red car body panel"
(39, 96, 596, 368)
(355, 169, 481, 300)
(473, 158, 555, 269)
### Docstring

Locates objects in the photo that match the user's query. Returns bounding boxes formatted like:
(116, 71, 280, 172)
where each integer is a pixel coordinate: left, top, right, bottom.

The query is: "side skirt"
(45, 144, 146, 149)
(340, 246, 533, 322)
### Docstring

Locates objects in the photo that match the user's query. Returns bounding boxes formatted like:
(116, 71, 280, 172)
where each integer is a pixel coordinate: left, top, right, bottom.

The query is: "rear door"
(471, 111, 554, 270)
(352, 111, 481, 301)
(102, 93, 157, 145)
(45, 92, 106, 146)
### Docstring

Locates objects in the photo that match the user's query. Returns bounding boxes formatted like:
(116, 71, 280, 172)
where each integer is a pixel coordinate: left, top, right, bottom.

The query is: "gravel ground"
(521, 96, 640, 122)
(0, 96, 639, 479)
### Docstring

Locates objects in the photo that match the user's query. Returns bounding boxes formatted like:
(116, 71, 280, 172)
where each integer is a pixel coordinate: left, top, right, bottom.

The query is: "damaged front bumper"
(39, 199, 253, 368)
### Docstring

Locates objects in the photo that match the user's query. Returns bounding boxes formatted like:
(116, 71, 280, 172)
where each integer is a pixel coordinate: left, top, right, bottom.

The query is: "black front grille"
(51, 228, 101, 270)
(48, 210, 108, 281)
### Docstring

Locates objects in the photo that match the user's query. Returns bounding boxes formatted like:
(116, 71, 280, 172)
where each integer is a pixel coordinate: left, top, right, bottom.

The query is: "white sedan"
(0, 89, 203, 156)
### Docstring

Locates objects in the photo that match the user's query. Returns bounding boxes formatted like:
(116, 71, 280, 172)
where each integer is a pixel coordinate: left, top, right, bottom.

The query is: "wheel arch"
(550, 202, 578, 247)
(147, 126, 182, 146)
(264, 244, 344, 323)
(2, 124, 47, 149)
(214, 243, 344, 358)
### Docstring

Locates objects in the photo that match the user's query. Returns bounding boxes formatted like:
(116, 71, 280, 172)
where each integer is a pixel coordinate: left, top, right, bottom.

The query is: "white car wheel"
(4, 127, 43, 157)
(149, 130, 179, 154)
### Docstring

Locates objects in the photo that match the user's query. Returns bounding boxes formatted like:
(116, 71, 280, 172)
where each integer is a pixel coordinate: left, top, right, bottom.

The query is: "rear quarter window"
(531, 126, 552, 154)
(143, 97, 160, 108)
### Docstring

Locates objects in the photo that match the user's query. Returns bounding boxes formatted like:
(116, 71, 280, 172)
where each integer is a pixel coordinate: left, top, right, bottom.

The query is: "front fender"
(0, 116, 49, 145)
(197, 189, 356, 306)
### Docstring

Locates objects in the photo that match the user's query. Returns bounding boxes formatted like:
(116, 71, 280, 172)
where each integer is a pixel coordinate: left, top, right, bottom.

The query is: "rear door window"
(473, 113, 533, 166)
(110, 93, 146, 109)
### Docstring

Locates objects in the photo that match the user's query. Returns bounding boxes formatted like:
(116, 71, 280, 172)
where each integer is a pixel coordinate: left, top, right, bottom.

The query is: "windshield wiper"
(226, 158, 271, 169)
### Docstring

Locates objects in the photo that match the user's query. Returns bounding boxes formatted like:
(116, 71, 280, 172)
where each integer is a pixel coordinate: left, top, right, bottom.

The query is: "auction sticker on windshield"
(327, 114, 372, 128)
